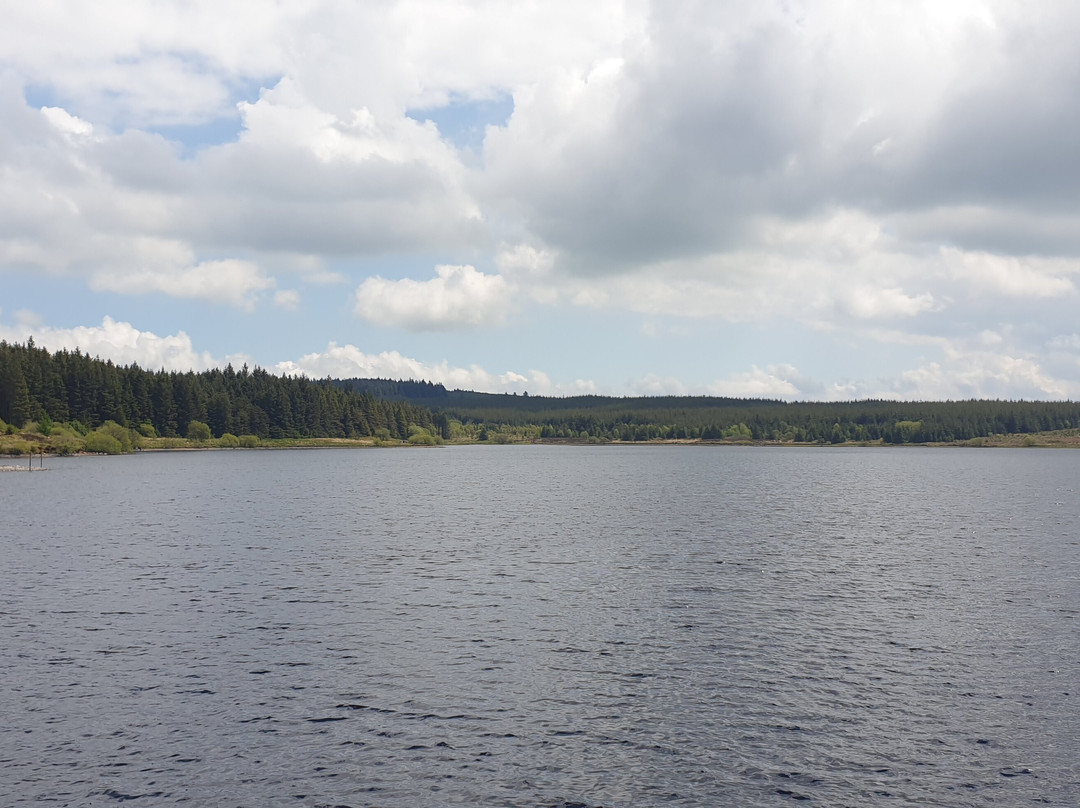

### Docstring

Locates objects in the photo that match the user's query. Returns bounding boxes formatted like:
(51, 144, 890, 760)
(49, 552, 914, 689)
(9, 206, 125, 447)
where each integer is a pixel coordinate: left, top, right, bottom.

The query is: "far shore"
(5, 428, 1080, 461)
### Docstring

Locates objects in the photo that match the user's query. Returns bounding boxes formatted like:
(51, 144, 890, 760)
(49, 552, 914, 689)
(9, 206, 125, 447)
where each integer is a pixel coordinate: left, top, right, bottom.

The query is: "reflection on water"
(2, 446, 1078, 806)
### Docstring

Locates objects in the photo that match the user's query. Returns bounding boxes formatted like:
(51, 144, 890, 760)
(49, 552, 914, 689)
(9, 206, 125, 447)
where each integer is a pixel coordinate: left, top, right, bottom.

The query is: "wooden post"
(28, 453, 32, 472)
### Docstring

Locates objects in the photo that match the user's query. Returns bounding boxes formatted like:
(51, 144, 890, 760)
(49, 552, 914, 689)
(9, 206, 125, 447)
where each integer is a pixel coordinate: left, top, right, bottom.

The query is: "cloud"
(4, 3, 1080, 400)
(842, 287, 937, 320)
(890, 354, 1074, 401)
(273, 341, 590, 394)
(1048, 333, 1080, 350)
(707, 365, 803, 399)
(273, 289, 301, 310)
(940, 247, 1077, 299)
(40, 106, 94, 138)
(0, 315, 227, 371)
(355, 264, 512, 330)
(90, 259, 275, 310)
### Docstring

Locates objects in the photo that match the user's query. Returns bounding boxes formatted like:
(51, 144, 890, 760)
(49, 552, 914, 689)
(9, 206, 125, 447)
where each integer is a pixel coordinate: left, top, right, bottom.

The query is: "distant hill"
(331, 377, 1080, 444)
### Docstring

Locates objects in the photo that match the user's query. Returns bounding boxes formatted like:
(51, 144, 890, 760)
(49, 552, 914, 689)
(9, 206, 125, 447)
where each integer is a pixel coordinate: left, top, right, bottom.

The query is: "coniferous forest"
(0, 339, 441, 445)
(3, 339, 1080, 453)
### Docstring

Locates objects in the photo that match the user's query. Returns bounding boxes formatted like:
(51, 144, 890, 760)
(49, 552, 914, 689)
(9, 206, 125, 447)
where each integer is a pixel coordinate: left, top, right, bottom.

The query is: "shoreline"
(5, 431, 1080, 461)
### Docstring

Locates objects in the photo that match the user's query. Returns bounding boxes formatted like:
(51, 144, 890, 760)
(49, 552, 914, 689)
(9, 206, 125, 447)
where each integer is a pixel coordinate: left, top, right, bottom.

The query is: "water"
(1, 445, 1078, 806)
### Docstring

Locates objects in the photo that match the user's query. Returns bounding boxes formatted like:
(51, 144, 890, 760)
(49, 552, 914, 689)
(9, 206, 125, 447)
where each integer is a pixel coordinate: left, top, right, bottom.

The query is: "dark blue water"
(1, 446, 1078, 806)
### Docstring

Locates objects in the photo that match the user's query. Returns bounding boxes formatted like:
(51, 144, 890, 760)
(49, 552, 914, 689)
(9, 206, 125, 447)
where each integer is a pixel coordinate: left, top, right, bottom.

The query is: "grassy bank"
(6, 423, 1080, 457)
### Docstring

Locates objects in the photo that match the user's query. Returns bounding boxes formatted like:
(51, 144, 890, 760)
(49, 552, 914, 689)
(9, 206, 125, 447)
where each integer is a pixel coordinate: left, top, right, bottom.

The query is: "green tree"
(0, 353, 32, 427)
(84, 431, 123, 454)
(186, 420, 212, 441)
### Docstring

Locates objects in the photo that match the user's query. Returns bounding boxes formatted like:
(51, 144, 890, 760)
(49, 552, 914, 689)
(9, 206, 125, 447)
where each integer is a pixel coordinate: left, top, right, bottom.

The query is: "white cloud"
(4, 309, 1077, 402)
(890, 354, 1074, 401)
(4, 2, 1080, 400)
(273, 289, 301, 310)
(0, 315, 225, 371)
(273, 341, 589, 394)
(707, 366, 802, 399)
(627, 374, 690, 396)
(843, 287, 936, 319)
(355, 264, 512, 330)
(941, 247, 1078, 299)
(90, 259, 275, 310)
(40, 106, 94, 138)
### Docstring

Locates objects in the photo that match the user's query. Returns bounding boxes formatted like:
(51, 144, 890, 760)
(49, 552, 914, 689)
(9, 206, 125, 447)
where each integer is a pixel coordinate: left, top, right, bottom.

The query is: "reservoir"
(2, 445, 1078, 805)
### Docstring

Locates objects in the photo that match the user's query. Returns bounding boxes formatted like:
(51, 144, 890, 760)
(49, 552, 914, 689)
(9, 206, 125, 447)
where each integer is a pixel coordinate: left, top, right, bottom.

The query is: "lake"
(1, 445, 1078, 806)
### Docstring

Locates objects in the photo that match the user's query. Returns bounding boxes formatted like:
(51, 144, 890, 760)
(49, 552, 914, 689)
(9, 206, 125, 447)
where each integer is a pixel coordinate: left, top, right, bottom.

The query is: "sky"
(1, 0, 1079, 400)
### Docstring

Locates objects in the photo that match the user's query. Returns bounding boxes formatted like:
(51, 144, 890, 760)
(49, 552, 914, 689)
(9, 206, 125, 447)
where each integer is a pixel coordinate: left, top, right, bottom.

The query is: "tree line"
(4, 339, 1080, 448)
(0, 339, 441, 441)
(344, 383, 1080, 444)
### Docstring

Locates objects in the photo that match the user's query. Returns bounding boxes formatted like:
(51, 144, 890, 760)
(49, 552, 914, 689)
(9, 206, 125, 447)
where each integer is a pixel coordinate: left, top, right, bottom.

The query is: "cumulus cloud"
(889, 354, 1074, 401)
(707, 366, 803, 399)
(273, 341, 589, 394)
(355, 264, 512, 330)
(842, 287, 937, 320)
(940, 248, 1078, 299)
(90, 259, 275, 310)
(4, 2, 1080, 399)
(40, 106, 94, 138)
(0, 315, 226, 371)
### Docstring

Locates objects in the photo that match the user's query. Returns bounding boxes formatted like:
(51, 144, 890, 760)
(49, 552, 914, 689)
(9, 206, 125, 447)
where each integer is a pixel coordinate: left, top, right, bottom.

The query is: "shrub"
(98, 420, 138, 452)
(84, 432, 123, 454)
(238, 434, 260, 448)
(186, 420, 212, 442)
(218, 432, 241, 448)
(137, 422, 158, 438)
(50, 434, 83, 455)
(1, 437, 33, 455)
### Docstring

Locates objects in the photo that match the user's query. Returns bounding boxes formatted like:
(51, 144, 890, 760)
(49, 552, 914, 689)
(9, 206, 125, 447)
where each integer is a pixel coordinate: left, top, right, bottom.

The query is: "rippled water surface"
(2, 445, 1078, 806)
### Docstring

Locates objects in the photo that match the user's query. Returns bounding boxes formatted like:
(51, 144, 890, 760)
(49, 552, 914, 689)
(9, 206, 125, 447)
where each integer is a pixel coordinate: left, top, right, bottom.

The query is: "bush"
(407, 430, 437, 445)
(137, 422, 158, 438)
(237, 434, 259, 448)
(218, 433, 241, 448)
(50, 434, 83, 455)
(1, 437, 33, 455)
(186, 420, 212, 442)
(84, 432, 123, 454)
(98, 420, 138, 452)
(407, 425, 442, 445)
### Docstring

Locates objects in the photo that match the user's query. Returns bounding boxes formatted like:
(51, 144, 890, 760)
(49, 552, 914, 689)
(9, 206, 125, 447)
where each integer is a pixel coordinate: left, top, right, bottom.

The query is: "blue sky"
(2, 1, 1080, 399)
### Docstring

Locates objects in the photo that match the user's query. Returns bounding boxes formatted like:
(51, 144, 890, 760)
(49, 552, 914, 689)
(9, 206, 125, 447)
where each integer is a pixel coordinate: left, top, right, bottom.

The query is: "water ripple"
(2, 446, 1078, 806)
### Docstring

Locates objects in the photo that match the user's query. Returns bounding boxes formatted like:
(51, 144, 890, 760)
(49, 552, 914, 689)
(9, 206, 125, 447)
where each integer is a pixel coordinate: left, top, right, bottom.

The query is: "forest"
(3, 341, 1080, 454)
(0, 339, 443, 451)
(340, 377, 1080, 444)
